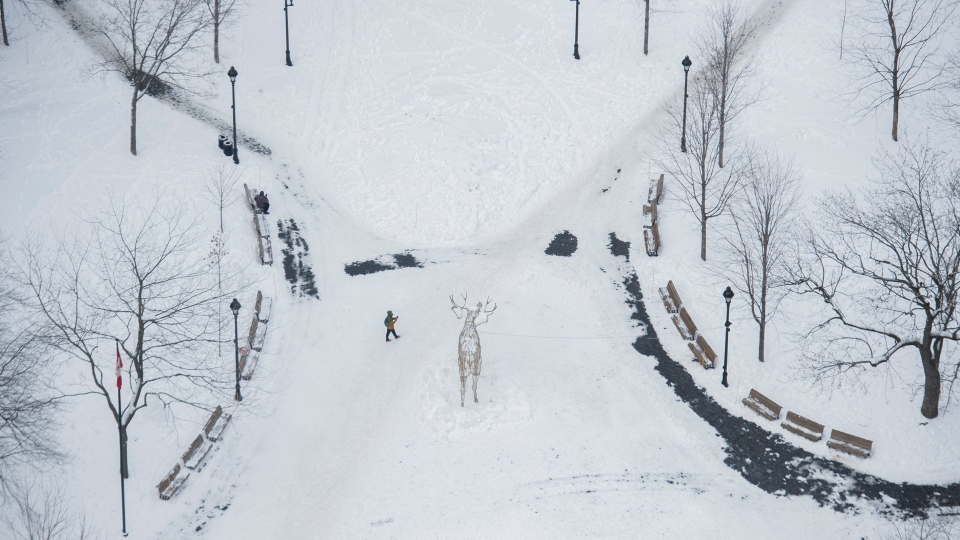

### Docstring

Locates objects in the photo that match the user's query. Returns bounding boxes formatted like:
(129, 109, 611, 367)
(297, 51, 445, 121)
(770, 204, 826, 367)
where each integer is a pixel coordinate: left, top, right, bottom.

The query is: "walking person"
(384, 310, 400, 342)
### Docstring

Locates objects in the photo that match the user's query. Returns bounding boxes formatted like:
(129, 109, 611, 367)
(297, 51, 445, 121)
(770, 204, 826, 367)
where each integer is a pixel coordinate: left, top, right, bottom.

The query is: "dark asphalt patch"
(545, 231, 578, 256)
(345, 252, 424, 276)
(620, 271, 960, 517)
(608, 232, 630, 261)
(277, 219, 319, 298)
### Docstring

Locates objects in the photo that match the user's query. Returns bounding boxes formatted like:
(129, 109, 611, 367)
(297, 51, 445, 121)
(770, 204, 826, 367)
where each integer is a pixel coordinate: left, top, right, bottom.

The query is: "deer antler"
(450, 293, 468, 319)
(483, 297, 497, 314)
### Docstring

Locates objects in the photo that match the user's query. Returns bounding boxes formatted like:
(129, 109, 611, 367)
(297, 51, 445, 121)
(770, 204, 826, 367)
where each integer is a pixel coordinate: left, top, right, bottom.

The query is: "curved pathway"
(620, 267, 960, 517)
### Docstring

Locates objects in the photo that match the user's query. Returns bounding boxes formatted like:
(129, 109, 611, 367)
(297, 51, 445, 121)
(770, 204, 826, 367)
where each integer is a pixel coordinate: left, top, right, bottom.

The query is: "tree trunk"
(120, 424, 129, 478)
(213, 0, 220, 63)
(130, 90, 138, 156)
(891, 91, 899, 142)
(700, 210, 707, 261)
(1, 0, 9, 47)
(919, 346, 940, 419)
(643, 0, 649, 56)
(718, 84, 727, 168)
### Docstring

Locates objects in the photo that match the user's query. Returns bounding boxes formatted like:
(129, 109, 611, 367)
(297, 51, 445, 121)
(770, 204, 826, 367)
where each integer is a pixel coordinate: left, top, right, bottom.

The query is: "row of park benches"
(657, 280, 718, 370)
(244, 183, 274, 266)
(742, 389, 874, 459)
(644, 174, 663, 257)
(156, 290, 273, 500)
(157, 405, 232, 500)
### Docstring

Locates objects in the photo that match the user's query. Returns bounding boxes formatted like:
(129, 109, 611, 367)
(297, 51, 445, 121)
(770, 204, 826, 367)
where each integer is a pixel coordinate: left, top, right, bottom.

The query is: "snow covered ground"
(2, 0, 959, 537)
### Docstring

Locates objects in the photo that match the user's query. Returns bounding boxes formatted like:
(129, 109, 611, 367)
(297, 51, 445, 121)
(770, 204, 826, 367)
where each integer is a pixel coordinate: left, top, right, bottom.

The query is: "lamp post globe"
(680, 55, 692, 153)
(721, 286, 734, 387)
(230, 298, 242, 401)
(227, 67, 239, 165)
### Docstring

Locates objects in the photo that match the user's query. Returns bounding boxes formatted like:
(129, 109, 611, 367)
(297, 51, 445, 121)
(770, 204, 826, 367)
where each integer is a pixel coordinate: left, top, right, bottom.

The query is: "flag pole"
(117, 340, 128, 536)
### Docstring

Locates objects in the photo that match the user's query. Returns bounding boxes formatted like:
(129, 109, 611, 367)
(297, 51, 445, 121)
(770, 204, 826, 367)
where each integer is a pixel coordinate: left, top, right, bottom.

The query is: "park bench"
(644, 222, 660, 257)
(244, 184, 274, 266)
(671, 307, 697, 341)
(658, 280, 682, 314)
(688, 335, 717, 369)
(827, 429, 873, 458)
(742, 389, 781, 421)
(781, 411, 825, 442)
(257, 296, 272, 324)
(642, 200, 658, 229)
(647, 173, 664, 204)
(182, 433, 213, 471)
(203, 405, 232, 442)
(157, 463, 189, 500)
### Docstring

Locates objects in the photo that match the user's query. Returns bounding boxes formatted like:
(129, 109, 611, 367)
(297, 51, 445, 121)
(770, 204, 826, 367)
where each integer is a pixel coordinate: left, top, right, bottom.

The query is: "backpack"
(384, 316, 391, 327)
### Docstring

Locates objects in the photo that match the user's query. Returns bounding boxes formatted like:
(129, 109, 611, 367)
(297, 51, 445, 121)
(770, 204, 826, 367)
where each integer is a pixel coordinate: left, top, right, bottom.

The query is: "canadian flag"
(116, 341, 123, 389)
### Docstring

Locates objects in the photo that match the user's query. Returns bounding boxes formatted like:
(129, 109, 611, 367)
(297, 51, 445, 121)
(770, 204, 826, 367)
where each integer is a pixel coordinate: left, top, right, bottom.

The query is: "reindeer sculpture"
(450, 294, 497, 407)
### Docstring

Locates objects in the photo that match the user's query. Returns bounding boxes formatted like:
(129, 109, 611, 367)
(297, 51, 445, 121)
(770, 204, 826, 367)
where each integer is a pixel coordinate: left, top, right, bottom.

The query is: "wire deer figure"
(450, 293, 497, 407)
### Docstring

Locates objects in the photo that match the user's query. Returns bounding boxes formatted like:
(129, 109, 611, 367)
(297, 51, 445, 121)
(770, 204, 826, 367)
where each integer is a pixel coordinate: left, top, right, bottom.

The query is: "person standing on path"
(385, 311, 400, 342)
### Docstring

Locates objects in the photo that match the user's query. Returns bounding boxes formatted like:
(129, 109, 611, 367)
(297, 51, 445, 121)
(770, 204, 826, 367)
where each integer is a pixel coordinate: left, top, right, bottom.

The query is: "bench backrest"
(829, 429, 872, 450)
(748, 389, 781, 415)
(785, 411, 824, 433)
(203, 406, 224, 438)
(696, 335, 717, 361)
(255, 290, 263, 316)
(650, 199, 658, 224)
(666, 280, 682, 309)
(651, 222, 661, 249)
(182, 434, 204, 463)
(243, 183, 254, 209)
(656, 174, 664, 201)
(158, 463, 181, 493)
(679, 308, 697, 336)
(247, 316, 259, 349)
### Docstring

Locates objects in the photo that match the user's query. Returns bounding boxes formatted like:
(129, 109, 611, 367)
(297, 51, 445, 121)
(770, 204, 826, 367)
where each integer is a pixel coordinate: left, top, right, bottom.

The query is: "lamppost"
(284, 0, 293, 66)
(681, 55, 692, 153)
(230, 298, 242, 401)
(721, 286, 734, 388)
(570, 0, 580, 60)
(228, 66, 239, 165)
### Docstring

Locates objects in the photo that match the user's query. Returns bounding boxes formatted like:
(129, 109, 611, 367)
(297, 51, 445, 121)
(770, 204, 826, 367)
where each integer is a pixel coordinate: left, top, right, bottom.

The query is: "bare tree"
(788, 139, 960, 419)
(19, 197, 235, 476)
(659, 74, 747, 261)
(94, 0, 209, 155)
(882, 513, 959, 540)
(202, 0, 236, 63)
(721, 149, 801, 362)
(845, 0, 958, 141)
(698, 0, 757, 168)
(1, 479, 100, 540)
(0, 235, 60, 483)
(201, 163, 241, 354)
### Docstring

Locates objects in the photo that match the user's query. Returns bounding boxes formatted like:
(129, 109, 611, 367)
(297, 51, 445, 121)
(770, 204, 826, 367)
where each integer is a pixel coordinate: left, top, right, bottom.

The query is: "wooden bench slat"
(658, 287, 679, 313)
(742, 389, 781, 421)
(644, 228, 658, 256)
(782, 411, 825, 442)
(827, 429, 873, 458)
(671, 314, 694, 340)
(688, 342, 714, 370)
(203, 406, 232, 441)
(182, 434, 213, 470)
(679, 308, 697, 339)
(258, 296, 273, 324)
(695, 335, 717, 363)
(666, 281, 682, 311)
(157, 463, 189, 500)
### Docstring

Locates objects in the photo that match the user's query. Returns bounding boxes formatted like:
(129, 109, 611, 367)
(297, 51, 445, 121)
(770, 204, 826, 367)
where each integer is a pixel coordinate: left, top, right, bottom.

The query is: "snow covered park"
(2, 0, 960, 537)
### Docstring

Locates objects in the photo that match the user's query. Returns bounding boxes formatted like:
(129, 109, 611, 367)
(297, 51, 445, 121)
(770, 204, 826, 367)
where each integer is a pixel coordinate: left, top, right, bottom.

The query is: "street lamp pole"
(571, 0, 580, 60)
(284, 0, 293, 67)
(230, 298, 242, 401)
(681, 55, 692, 153)
(721, 286, 734, 388)
(228, 66, 239, 164)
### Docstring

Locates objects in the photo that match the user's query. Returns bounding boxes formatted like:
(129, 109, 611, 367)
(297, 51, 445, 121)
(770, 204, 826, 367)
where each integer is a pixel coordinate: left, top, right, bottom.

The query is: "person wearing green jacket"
(384, 311, 400, 342)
